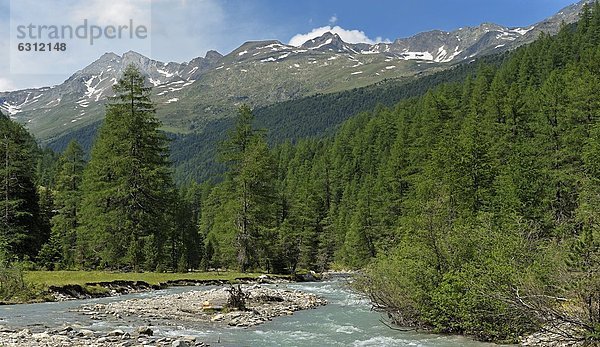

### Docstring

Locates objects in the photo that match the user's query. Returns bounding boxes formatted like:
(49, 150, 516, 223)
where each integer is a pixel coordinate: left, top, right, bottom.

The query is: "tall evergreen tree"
(77, 65, 174, 271)
(0, 113, 43, 261)
(218, 105, 276, 272)
(43, 140, 85, 268)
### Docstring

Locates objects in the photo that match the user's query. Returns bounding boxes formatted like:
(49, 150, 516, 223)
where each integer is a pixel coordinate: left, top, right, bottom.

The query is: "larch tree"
(219, 105, 276, 272)
(77, 65, 174, 271)
(43, 140, 85, 268)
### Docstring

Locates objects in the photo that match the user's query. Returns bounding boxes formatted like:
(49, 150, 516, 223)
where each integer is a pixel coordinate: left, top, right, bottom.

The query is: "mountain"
(0, 0, 591, 144)
(0, 50, 223, 141)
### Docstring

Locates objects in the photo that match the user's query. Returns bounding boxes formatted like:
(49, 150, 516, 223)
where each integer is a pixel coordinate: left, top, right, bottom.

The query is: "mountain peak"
(121, 51, 150, 64)
(122, 50, 148, 60)
(205, 50, 223, 61)
(99, 52, 120, 61)
(320, 31, 339, 39)
(236, 40, 283, 51)
(300, 32, 351, 51)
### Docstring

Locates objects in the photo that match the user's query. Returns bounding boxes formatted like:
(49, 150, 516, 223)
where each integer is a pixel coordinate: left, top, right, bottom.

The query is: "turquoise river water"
(0, 276, 494, 346)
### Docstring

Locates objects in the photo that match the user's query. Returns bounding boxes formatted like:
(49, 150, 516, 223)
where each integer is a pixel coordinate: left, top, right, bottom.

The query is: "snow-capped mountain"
(0, 0, 591, 142)
(0, 50, 223, 139)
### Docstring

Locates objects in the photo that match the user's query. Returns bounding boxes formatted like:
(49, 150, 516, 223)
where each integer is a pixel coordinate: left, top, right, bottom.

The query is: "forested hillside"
(47, 53, 503, 184)
(264, 3, 600, 343)
(197, 2, 600, 343)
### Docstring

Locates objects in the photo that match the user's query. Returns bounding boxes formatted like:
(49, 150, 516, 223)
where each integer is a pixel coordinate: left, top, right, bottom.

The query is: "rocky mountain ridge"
(0, 0, 591, 142)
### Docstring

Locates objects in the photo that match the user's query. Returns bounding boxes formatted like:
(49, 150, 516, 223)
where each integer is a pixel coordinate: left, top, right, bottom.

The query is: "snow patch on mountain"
(512, 27, 534, 36)
(156, 68, 174, 78)
(149, 78, 162, 86)
(309, 38, 333, 50)
(0, 102, 22, 116)
(400, 51, 434, 61)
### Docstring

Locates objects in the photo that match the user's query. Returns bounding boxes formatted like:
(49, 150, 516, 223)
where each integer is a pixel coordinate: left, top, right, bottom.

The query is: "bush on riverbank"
(0, 264, 45, 302)
(358, 224, 547, 342)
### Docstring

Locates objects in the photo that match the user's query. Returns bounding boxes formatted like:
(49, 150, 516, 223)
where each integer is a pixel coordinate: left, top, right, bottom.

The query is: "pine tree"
(166, 184, 205, 272)
(46, 140, 85, 268)
(77, 65, 174, 271)
(340, 190, 375, 269)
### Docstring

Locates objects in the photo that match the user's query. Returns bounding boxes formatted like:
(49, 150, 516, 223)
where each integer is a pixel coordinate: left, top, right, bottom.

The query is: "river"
(0, 276, 493, 347)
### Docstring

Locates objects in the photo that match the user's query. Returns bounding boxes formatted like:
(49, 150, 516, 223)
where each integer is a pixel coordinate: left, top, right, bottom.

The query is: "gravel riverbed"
(76, 284, 327, 327)
(0, 284, 326, 346)
(0, 326, 206, 347)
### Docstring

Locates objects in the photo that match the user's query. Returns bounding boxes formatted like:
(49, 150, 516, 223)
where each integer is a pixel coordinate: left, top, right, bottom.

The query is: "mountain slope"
(0, 50, 222, 141)
(46, 52, 507, 183)
(0, 0, 591, 145)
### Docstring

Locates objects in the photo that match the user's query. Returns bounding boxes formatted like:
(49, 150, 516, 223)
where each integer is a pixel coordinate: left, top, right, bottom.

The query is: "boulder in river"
(137, 326, 153, 336)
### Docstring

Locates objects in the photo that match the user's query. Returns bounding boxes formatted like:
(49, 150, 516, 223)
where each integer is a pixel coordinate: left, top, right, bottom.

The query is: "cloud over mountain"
(289, 25, 389, 46)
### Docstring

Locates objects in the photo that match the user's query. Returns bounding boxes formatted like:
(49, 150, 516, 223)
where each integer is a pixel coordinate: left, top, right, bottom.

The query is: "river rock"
(31, 332, 50, 339)
(211, 313, 225, 321)
(0, 327, 207, 347)
(15, 328, 30, 337)
(172, 340, 190, 347)
(521, 323, 585, 347)
(137, 326, 154, 335)
(76, 329, 94, 337)
(108, 329, 125, 336)
(181, 335, 197, 342)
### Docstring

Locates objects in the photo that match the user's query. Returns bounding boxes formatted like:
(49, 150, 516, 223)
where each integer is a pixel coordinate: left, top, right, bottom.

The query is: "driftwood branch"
(378, 318, 417, 332)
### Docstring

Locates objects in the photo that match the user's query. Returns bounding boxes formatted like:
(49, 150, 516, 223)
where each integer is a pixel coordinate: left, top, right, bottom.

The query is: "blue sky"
(0, 0, 578, 90)
(234, 0, 576, 44)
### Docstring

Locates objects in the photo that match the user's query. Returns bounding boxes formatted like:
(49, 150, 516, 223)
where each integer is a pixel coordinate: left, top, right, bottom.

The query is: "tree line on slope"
(46, 51, 503, 184)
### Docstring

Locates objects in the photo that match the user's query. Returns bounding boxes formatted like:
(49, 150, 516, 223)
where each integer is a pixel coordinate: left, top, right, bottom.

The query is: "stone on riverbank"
(0, 326, 208, 347)
(520, 324, 585, 347)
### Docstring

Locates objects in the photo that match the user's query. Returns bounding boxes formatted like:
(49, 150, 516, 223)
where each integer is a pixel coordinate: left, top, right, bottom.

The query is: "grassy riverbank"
(0, 270, 284, 304)
(24, 270, 264, 287)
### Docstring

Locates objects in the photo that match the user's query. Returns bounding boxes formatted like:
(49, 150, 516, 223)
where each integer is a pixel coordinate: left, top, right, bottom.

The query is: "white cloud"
(289, 25, 389, 46)
(70, 0, 151, 27)
(0, 77, 16, 92)
(328, 15, 338, 25)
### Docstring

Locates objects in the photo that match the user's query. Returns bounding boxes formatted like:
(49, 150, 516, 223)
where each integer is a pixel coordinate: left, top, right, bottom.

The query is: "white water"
(0, 277, 493, 346)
